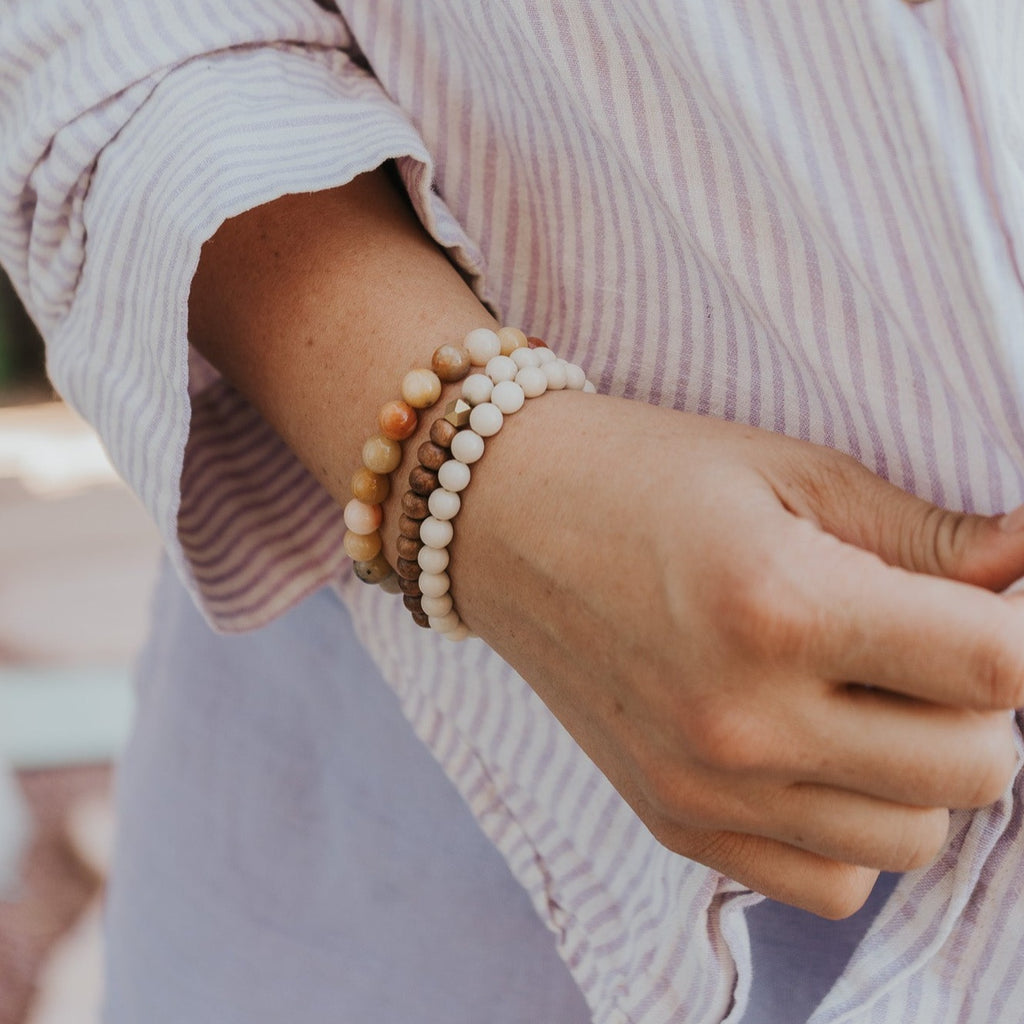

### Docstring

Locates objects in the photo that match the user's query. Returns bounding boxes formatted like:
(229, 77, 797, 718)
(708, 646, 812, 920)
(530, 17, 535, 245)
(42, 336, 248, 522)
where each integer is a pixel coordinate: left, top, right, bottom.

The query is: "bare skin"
(189, 167, 1024, 919)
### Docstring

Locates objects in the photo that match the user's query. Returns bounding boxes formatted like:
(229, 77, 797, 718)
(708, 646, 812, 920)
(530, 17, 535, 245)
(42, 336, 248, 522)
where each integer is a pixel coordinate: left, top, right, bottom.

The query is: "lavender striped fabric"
(3, 1, 1024, 1021)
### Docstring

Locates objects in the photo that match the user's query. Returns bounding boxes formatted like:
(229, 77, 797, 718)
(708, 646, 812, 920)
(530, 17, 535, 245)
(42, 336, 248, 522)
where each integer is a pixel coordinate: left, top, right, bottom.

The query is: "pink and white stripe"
(3, 1, 1024, 1020)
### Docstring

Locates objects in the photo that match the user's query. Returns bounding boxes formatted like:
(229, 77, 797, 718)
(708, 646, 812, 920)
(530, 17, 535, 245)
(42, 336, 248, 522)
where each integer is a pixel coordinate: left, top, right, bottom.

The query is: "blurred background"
(0, 270, 161, 1022)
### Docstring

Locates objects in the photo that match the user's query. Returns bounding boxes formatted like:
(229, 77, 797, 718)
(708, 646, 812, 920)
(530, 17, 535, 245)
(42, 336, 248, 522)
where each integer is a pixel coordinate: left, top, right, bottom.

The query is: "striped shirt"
(3, 2, 1024, 1020)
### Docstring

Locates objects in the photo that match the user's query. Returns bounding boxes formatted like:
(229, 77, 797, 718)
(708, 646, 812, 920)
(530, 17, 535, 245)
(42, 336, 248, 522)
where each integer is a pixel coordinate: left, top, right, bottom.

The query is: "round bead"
(418, 545, 450, 574)
(351, 466, 390, 504)
(401, 491, 430, 518)
(428, 488, 461, 521)
(417, 441, 448, 471)
(430, 419, 458, 448)
(379, 399, 418, 440)
(399, 513, 424, 538)
(343, 498, 383, 535)
(421, 592, 453, 617)
(428, 611, 462, 634)
(403, 594, 423, 614)
(378, 573, 403, 595)
(362, 434, 402, 474)
(516, 365, 548, 398)
(410, 609, 431, 629)
(437, 459, 471, 492)
(542, 360, 568, 390)
(352, 552, 394, 585)
(465, 327, 501, 366)
(527, 336, 548, 349)
(442, 624, 472, 642)
(431, 343, 471, 382)
(534, 346, 557, 365)
(469, 402, 503, 438)
(418, 571, 451, 598)
(490, 379, 525, 415)
(409, 465, 439, 496)
(497, 326, 529, 355)
(583, 381, 598, 394)
(343, 529, 382, 562)
(398, 575, 422, 596)
(401, 368, 442, 409)
(461, 373, 494, 406)
(564, 362, 587, 390)
(484, 355, 518, 383)
(396, 557, 421, 580)
(420, 516, 454, 549)
(510, 347, 540, 369)
(396, 534, 422, 561)
(451, 430, 485, 464)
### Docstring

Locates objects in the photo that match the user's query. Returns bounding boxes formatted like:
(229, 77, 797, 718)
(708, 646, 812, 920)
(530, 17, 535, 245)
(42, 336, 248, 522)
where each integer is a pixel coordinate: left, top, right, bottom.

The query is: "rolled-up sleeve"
(0, 2, 484, 631)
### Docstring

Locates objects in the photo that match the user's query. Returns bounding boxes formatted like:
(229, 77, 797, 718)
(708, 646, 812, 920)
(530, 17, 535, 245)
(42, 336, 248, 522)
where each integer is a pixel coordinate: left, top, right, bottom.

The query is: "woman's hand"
(452, 391, 1024, 918)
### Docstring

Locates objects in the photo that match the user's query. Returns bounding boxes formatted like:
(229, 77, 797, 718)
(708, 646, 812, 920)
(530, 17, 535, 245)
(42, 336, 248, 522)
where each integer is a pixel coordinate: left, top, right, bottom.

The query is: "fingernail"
(1000, 504, 1024, 532)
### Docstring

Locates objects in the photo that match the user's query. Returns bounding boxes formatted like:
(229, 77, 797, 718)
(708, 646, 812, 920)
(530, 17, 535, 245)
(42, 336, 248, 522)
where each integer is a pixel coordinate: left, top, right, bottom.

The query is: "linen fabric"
(3, 2, 1024, 1021)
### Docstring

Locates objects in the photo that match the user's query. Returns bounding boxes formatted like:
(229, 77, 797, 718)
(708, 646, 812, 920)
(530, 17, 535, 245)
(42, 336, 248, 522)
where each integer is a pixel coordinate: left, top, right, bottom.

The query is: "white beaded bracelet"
(398, 331, 596, 639)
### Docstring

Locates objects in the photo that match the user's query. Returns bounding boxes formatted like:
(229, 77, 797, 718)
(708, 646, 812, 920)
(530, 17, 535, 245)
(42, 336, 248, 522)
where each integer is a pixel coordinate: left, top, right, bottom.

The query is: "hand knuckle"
(890, 810, 948, 871)
(726, 573, 814, 664)
(686, 701, 766, 773)
(969, 633, 1024, 708)
(814, 865, 876, 920)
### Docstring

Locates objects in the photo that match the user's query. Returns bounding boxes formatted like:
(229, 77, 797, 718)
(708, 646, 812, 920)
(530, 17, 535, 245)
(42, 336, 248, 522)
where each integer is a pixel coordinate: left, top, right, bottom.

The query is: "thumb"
(782, 449, 1024, 592)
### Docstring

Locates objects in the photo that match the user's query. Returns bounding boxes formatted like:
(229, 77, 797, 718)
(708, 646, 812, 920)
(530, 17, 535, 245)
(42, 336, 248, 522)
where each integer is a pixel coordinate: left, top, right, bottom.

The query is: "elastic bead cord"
(401, 337, 596, 639)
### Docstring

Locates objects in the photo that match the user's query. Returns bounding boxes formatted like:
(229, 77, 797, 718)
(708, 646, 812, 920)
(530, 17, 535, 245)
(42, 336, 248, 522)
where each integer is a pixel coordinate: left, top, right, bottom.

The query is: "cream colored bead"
(542, 360, 568, 390)
(469, 402, 503, 438)
(564, 362, 587, 390)
(418, 570, 451, 598)
(485, 355, 518, 383)
(420, 516, 454, 549)
(451, 429, 485, 464)
(465, 327, 501, 365)
(438, 459, 471, 492)
(428, 611, 461, 634)
(418, 545, 450, 574)
(583, 381, 597, 394)
(362, 434, 402, 474)
(343, 498, 382, 535)
(461, 373, 494, 406)
(442, 624, 472, 642)
(516, 365, 548, 398)
(497, 326, 529, 355)
(421, 592, 453, 617)
(535, 347, 557, 365)
(428, 487, 461, 521)
(490, 379, 525, 415)
(510, 347, 539, 369)
(401, 368, 443, 408)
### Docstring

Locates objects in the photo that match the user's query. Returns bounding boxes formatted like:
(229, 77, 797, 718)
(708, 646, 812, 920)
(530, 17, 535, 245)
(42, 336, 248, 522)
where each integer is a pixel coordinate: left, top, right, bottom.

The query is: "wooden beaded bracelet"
(341, 325, 536, 594)
(399, 338, 596, 640)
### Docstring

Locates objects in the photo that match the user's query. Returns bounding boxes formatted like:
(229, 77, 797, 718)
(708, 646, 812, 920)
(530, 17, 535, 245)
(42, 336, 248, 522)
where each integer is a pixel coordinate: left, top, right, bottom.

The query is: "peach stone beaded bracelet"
(342, 326, 540, 593)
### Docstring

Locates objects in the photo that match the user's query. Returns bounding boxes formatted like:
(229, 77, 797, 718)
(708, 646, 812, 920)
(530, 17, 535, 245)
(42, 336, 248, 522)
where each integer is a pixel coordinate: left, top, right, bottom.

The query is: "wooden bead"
(497, 326, 529, 355)
(353, 552, 394, 585)
(431, 344, 471, 382)
(403, 594, 423, 614)
(527, 336, 548, 348)
(379, 400, 418, 441)
(409, 465, 439, 496)
(401, 368, 442, 408)
(343, 529, 382, 562)
(351, 466, 390, 504)
(417, 441, 448, 471)
(402, 491, 430, 518)
(398, 575, 422, 596)
(343, 498, 382, 535)
(396, 557, 422, 580)
(396, 534, 422, 560)
(399, 513, 424, 538)
(430, 419, 458, 448)
(363, 434, 402, 474)
(410, 609, 431, 628)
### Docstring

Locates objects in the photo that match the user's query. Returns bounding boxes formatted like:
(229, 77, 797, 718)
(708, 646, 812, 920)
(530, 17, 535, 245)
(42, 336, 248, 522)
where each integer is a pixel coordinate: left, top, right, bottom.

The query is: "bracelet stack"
(342, 325, 595, 640)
